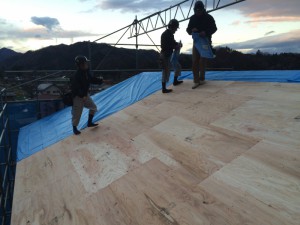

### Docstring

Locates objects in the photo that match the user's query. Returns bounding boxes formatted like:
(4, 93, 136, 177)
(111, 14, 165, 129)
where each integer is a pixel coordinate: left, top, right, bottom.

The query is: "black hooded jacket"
(71, 69, 102, 98)
(161, 29, 178, 57)
(186, 12, 217, 43)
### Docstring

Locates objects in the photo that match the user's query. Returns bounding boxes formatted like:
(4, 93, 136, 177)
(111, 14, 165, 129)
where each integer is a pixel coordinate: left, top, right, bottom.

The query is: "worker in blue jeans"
(160, 19, 183, 93)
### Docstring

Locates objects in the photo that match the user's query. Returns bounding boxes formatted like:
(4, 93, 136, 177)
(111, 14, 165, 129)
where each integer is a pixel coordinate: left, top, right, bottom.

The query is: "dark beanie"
(194, 1, 205, 11)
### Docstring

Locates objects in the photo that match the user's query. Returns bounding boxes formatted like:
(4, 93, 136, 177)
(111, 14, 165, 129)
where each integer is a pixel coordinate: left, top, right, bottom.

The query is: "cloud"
(245, 16, 300, 23)
(265, 31, 275, 36)
(221, 29, 300, 53)
(91, 0, 300, 22)
(0, 15, 98, 52)
(237, 0, 300, 22)
(31, 17, 60, 31)
(0, 26, 98, 41)
(0, 23, 99, 52)
(231, 20, 241, 26)
(94, 0, 177, 13)
(0, 18, 7, 25)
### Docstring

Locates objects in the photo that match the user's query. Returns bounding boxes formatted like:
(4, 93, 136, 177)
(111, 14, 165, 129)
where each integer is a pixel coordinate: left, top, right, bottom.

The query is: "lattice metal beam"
(129, 0, 245, 38)
(94, 0, 246, 43)
(92, 0, 246, 69)
(128, 0, 190, 38)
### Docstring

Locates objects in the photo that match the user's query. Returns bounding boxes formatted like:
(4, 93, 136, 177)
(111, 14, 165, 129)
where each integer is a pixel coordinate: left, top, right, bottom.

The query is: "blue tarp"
(192, 33, 214, 59)
(17, 70, 300, 161)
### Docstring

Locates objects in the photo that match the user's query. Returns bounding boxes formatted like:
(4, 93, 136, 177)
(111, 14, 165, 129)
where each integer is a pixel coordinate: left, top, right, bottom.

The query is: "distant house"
(35, 83, 65, 118)
(37, 83, 61, 100)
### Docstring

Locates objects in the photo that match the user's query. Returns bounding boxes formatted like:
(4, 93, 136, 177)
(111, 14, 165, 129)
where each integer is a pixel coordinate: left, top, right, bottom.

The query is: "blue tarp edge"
(17, 70, 300, 162)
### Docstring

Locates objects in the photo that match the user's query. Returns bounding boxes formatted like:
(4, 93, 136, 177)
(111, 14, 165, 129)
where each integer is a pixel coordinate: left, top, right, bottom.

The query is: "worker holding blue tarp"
(160, 19, 183, 93)
(186, 0, 217, 89)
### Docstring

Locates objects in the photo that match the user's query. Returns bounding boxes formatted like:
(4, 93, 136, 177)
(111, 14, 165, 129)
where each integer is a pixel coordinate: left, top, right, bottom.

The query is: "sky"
(0, 0, 300, 54)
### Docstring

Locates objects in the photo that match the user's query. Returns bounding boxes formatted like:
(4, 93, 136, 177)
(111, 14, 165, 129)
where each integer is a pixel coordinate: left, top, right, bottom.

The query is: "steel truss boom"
(129, 0, 246, 38)
(92, 0, 245, 70)
(94, 0, 245, 43)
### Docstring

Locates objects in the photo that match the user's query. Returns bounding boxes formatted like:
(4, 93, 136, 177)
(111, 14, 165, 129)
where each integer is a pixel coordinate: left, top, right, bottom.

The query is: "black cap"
(168, 19, 179, 29)
(75, 55, 90, 65)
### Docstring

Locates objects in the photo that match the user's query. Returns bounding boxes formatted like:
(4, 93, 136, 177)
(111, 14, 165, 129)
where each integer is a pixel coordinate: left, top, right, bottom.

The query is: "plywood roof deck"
(12, 80, 300, 224)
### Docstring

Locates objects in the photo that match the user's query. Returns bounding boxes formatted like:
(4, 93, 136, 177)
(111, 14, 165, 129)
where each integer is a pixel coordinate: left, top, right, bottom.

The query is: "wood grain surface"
(12, 80, 300, 225)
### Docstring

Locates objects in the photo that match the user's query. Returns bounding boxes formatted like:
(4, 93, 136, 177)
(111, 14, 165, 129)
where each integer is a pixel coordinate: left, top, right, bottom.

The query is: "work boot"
(73, 126, 81, 135)
(162, 82, 173, 93)
(192, 83, 200, 89)
(162, 89, 173, 93)
(173, 77, 183, 86)
(87, 114, 98, 127)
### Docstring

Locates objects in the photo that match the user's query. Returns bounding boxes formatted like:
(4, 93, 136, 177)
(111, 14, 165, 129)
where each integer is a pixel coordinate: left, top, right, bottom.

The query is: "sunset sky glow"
(1, 0, 299, 54)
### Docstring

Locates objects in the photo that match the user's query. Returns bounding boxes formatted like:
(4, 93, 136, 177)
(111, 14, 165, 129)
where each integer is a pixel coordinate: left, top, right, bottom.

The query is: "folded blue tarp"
(192, 33, 214, 59)
(17, 70, 300, 161)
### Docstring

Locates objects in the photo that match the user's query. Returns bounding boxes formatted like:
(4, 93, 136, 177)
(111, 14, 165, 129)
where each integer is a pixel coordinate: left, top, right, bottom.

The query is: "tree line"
(192, 47, 300, 70)
(1, 42, 300, 72)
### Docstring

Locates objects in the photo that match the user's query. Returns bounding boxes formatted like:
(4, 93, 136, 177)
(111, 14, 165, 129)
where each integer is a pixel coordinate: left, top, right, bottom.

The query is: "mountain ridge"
(0, 42, 160, 71)
(0, 48, 22, 63)
(1, 43, 300, 71)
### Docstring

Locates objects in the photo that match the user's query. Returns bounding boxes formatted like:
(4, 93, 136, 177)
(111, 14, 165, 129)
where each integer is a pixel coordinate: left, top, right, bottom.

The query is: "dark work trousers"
(161, 53, 182, 83)
(72, 95, 97, 127)
(192, 45, 207, 83)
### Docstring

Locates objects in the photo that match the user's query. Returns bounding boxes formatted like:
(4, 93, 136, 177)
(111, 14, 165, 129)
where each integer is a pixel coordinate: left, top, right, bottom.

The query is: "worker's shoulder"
(205, 13, 215, 20)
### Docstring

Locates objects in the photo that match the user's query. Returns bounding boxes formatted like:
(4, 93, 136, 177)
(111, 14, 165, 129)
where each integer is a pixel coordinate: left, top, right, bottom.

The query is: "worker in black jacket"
(71, 55, 103, 135)
(186, 1, 217, 89)
(160, 19, 183, 93)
